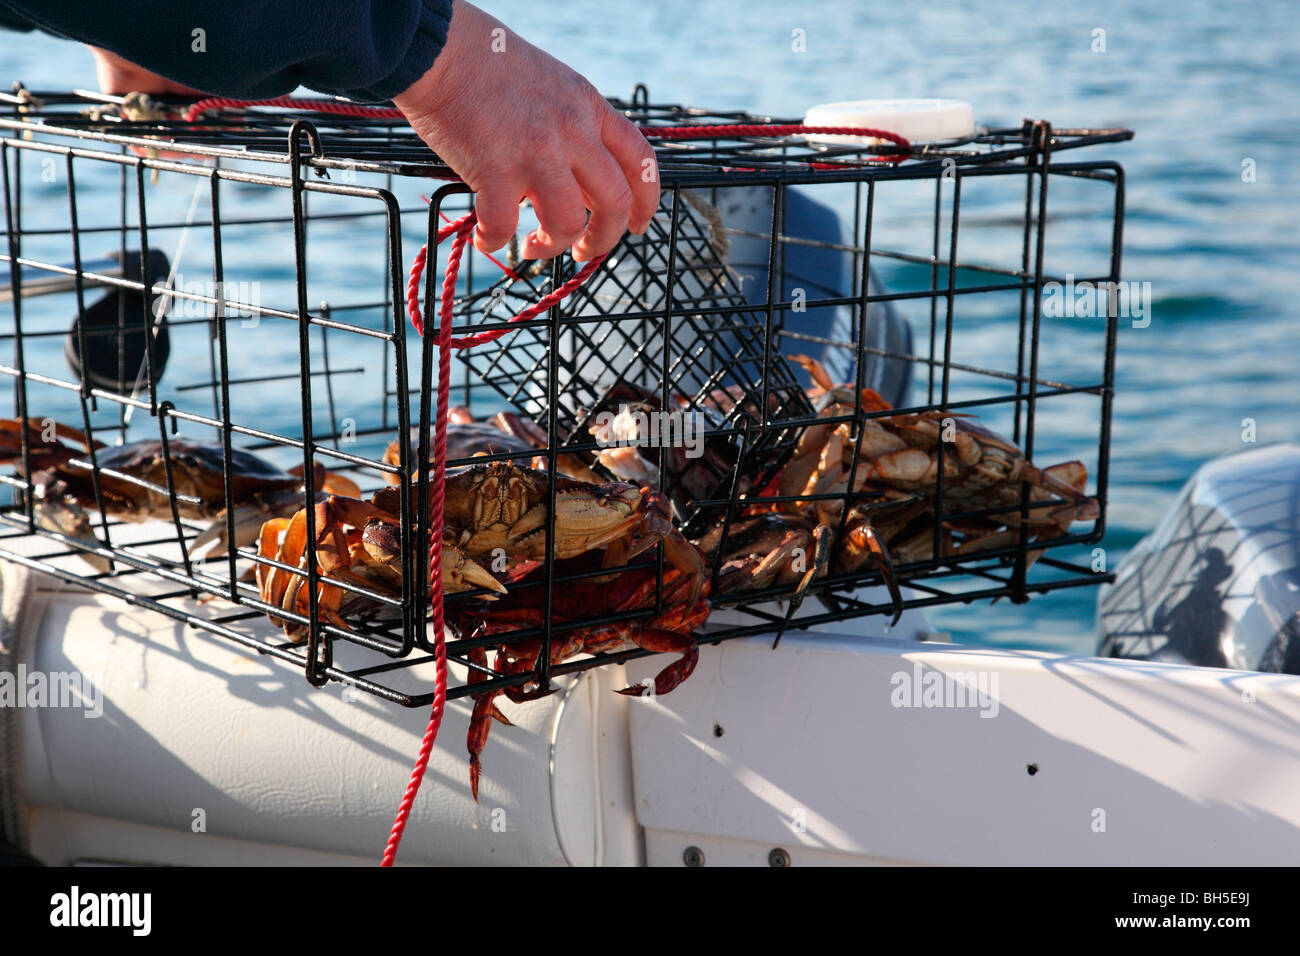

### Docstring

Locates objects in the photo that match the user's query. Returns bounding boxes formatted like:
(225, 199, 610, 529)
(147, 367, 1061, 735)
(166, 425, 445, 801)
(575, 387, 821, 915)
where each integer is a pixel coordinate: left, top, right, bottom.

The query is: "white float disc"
(802, 98, 975, 147)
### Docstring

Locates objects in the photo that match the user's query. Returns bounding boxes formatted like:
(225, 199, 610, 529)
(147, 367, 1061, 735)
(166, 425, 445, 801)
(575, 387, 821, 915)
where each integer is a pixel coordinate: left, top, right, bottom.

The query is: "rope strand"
(382, 210, 604, 865)
(182, 97, 912, 164)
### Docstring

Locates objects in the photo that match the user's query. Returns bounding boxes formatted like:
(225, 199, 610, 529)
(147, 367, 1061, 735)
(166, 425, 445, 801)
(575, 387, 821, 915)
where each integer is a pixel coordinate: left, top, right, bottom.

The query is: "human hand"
(392, 2, 659, 262)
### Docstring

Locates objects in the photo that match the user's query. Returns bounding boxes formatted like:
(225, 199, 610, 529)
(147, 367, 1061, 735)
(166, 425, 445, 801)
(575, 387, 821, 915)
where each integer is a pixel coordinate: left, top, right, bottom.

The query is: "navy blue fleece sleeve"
(0, 1, 454, 102)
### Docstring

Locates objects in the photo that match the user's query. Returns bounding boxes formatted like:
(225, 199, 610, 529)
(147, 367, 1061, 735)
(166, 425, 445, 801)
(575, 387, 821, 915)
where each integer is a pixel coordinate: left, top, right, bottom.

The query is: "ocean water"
(2, 0, 1298, 654)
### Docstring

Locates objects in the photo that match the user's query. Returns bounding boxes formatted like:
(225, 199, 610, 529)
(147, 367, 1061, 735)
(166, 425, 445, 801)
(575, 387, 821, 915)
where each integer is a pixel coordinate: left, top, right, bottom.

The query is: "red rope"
(382, 208, 605, 865)
(379, 227, 464, 868)
(183, 96, 405, 123)
(182, 97, 912, 164)
(181, 95, 909, 865)
(405, 238, 607, 344)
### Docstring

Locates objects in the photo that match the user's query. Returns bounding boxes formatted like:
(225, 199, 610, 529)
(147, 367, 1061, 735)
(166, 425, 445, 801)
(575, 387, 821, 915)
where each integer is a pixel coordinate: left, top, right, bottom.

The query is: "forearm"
(0, 0, 453, 101)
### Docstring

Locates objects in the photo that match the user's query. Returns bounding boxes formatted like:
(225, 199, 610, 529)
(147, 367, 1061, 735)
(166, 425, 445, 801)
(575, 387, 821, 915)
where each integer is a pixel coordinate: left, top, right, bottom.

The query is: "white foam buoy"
(802, 98, 975, 147)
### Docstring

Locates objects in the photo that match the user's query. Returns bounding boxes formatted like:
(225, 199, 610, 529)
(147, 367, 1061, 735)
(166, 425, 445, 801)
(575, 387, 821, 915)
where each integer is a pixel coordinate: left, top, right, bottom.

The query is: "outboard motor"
(1097, 443, 1300, 673)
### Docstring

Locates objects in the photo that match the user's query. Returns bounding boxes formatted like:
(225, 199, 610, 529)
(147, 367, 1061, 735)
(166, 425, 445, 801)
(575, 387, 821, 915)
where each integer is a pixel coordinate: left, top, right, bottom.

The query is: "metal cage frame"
(0, 86, 1131, 706)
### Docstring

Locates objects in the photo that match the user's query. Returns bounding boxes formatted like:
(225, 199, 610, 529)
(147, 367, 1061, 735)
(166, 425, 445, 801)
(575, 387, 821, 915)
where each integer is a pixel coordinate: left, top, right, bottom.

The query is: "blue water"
(2, 0, 1298, 654)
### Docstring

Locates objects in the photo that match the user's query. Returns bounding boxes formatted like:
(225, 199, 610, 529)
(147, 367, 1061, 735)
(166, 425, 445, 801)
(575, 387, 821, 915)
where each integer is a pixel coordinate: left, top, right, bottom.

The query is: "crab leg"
(616, 639, 700, 697)
(468, 647, 527, 802)
(33, 499, 109, 573)
(466, 639, 580, 802)
(467, 689, 501, 803)
(614, 599, 710, 696)
(0, 417, 102, 463)
(845, 523, 904, 626)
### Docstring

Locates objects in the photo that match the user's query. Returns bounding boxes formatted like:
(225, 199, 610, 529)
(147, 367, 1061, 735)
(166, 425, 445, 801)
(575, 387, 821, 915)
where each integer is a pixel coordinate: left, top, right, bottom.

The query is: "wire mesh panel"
(0, 87, 1132, 719)
(456, 188, 815, 533)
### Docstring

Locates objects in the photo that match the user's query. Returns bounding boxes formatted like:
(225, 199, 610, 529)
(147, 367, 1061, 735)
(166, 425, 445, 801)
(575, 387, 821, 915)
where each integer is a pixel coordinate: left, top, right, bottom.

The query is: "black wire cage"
(0, 85, 1131, 708)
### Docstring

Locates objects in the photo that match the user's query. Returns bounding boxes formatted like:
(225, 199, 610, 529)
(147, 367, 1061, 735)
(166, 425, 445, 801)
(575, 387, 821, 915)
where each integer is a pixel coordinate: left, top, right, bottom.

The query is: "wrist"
(393, 1, 499, 117)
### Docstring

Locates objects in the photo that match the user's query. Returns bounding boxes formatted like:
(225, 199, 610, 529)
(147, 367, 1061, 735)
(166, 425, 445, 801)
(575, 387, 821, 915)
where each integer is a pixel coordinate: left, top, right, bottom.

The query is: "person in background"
(0, 1, 658, 263)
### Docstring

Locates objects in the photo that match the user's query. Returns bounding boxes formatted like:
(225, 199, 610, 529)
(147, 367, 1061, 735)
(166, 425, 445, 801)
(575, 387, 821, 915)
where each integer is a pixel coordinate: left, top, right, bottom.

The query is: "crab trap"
(0, 86, 1132, 713)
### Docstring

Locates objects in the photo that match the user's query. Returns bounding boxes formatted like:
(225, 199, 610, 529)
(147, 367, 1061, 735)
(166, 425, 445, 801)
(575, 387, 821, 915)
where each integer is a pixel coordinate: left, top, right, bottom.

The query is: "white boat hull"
(4, 557, 1299, 866)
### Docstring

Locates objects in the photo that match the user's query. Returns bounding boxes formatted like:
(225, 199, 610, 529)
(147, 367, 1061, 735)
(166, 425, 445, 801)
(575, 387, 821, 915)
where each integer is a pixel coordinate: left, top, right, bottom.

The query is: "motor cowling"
(1097, 443, 1300, 673)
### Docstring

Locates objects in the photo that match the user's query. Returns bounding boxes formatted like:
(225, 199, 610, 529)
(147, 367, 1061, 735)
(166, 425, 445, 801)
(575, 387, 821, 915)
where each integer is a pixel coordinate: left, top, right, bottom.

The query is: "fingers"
(521, 126, 654, 263)
(523, 172, 588, 260)
(427, 89, 656, 262)
(600, 109, 660, 234)
(571, 148, 634, 263)
(471, 179, 525, 254)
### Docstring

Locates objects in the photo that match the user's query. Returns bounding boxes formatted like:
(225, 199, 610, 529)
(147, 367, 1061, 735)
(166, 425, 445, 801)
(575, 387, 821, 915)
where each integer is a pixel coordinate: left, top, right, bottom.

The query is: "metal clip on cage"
(0, 87, 1132, 706)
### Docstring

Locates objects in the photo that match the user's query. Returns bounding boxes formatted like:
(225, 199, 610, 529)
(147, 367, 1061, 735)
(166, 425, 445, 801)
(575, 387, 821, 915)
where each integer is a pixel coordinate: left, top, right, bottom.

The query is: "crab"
(694, 494, 938, 607)
(255, 495, 404, 635)
(783, 355, 1098, 537)
(758, 356, 1099, 588)
(455, 552, 709, 800)
(0, 417, 358, 570)
(382, 408, 605, 483)
(705, 356, 1099, 621)
(577, 380, 740, 506)
(254, 460, 705, 639)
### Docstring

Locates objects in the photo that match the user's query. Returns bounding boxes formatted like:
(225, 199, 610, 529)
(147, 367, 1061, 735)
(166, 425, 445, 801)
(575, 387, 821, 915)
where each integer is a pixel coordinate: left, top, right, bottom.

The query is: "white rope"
(121, 171, 207, 430)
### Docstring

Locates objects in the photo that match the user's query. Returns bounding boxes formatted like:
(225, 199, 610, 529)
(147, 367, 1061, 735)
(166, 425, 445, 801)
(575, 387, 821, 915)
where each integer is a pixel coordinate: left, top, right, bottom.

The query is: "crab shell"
(256, 461, 708, 640)
(3, 422, 311, 524)
(781, 356, 1098, 533)
(370, 461, 704, 596)
(2, 418, 363, 568)
(381, 421, 538, 484)
(381, 413, 604, 484)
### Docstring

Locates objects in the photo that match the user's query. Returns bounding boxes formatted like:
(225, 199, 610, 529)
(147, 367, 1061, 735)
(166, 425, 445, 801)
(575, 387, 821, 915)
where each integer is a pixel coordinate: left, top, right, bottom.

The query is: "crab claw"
(441, 542, 508, 595)
(846, 524, 904, 627)
(359, 512, 507, 596)
(191, 506, 258, 559)
(617, 640, 699, 697)
(789, 353, 836, 393)
(193, 493, 302, 558)
(598, 489, 707, 605)
(34, 500, 110, 573)
(1033, 461, 1100, 528)
(613, 598, 708, 696)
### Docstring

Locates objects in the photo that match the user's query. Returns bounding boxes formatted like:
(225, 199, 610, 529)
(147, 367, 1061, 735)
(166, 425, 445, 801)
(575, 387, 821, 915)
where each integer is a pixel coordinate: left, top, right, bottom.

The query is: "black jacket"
(0, 0, 454, 102)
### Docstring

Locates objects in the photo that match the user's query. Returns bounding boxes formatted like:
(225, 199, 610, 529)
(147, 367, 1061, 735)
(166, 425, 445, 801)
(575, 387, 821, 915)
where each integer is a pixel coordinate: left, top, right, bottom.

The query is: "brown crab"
(381, 408, 604, 483)
(781, 355, 1098, 537)
(708, 356, 1098, 621)
(255, 460, 705, 639)
(0, 417, 358, 569)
